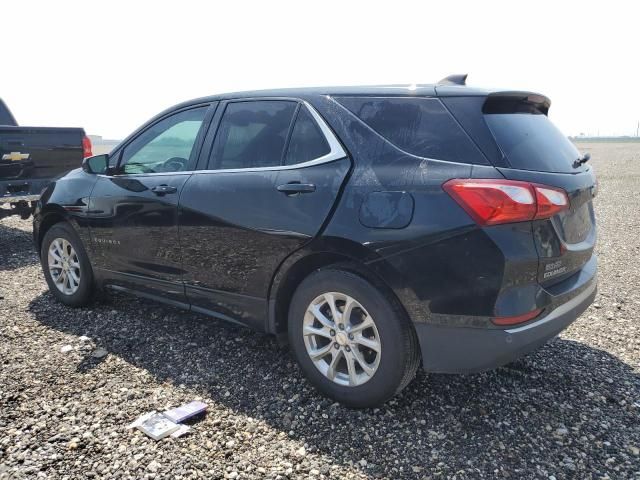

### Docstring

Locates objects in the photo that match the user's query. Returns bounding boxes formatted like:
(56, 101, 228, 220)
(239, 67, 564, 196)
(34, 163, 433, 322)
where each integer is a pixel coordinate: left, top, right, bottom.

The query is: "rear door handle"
(151, 184, 178, 195)
(277, 182, 316, 195)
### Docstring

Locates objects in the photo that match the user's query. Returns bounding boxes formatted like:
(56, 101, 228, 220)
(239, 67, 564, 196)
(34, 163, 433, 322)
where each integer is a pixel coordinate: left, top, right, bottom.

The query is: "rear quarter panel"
(309, 97, 511, 325)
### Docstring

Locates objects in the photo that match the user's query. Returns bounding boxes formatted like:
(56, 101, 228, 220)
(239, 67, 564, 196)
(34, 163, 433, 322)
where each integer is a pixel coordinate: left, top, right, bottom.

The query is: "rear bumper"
(416, 275, 597, 373)
(0, 179, 50, 203)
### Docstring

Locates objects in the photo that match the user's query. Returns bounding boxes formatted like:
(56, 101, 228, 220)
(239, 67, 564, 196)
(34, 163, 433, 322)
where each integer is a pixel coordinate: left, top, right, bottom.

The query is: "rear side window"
(484, 113, 581, 173)
(336, 96, 486, 164)
(284, 106, 330, 165)
(211, 101, 297, 169)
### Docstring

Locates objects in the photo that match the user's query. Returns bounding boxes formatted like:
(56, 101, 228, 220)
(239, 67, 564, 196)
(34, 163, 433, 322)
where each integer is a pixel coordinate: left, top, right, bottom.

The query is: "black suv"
(34, 77, 597, 407)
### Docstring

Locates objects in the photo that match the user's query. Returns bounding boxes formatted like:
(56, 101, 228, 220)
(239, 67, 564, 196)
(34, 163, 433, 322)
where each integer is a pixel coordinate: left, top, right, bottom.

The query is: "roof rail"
(437, 74, 468, 86)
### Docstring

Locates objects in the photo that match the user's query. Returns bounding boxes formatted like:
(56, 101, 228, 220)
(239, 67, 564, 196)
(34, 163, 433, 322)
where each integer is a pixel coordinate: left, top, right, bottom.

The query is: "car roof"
(170, 84, 499, 108)
(159, 84, 549, 121)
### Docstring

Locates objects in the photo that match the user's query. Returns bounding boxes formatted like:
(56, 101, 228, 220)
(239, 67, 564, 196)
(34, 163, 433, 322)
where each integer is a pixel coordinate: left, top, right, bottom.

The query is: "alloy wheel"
(303, 292, 381, 386)
(48, 238, 81, 295)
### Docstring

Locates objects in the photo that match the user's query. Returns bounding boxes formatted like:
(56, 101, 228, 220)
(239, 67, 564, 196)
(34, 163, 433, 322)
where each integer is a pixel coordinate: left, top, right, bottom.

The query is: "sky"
(3, 0, 639, 139)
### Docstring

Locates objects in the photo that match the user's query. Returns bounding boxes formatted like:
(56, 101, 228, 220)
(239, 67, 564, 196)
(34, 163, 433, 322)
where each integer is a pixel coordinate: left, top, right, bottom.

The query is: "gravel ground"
(1, 142, 639, 479)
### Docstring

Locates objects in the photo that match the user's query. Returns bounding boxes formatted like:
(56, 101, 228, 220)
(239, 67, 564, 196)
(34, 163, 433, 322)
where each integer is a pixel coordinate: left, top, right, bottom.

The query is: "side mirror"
(82, 154, 109, 174)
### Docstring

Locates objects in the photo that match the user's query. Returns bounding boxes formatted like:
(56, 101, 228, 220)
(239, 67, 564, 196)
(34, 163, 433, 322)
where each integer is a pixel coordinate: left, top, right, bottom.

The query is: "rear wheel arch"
(269, 251, 351, 334)
(269, 244, 413, 339)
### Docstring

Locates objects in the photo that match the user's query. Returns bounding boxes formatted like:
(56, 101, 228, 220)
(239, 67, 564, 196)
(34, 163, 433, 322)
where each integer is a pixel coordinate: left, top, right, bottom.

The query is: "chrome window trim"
(97, 171, 194, 178)
(98, 100, 347, 179)
(198, 100, 347, 174)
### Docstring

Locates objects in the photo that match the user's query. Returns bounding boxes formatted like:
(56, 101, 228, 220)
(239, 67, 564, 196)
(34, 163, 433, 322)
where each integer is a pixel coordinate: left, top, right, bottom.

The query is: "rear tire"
(41, 222, 94, 307)
(288, 267, 420, 408)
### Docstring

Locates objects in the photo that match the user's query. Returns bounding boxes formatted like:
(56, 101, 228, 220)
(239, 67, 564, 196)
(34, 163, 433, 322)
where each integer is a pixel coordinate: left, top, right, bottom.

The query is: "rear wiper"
(573, 152, 591, 168)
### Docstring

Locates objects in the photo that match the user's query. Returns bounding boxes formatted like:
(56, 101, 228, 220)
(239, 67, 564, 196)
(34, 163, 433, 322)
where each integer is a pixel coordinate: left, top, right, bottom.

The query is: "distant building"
(87, 134, 120, 146)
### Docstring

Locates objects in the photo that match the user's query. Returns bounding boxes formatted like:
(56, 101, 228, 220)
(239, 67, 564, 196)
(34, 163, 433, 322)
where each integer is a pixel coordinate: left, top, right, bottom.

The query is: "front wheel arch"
(37, 214, 62, 250)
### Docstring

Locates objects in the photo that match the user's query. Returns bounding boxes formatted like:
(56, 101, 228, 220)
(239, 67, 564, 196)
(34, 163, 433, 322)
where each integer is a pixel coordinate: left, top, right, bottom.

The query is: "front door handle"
(151, 184, 178, 195)
(277, 182, 316, 195)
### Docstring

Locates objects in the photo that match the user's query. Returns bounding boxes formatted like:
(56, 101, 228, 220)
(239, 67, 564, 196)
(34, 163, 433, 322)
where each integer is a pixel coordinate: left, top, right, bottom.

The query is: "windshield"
(485, 113, 581, 173)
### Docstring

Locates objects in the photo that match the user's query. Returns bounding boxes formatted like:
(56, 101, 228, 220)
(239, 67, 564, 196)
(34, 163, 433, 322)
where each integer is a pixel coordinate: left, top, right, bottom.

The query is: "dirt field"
(1, 142, 639, 479)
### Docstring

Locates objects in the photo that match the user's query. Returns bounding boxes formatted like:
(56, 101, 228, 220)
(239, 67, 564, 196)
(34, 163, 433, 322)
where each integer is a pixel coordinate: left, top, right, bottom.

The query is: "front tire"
(288, 267, 420, 408)
(41, 222, 94, 307)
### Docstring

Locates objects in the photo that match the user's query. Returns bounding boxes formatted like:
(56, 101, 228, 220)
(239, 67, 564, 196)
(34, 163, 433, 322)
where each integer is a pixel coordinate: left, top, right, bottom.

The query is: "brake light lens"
(82, 136, 93, 158)
(443, 179, 569, 226)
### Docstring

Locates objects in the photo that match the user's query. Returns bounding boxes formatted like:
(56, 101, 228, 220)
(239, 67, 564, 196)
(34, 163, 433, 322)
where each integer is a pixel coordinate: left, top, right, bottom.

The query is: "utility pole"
(636, 121, 639, 137)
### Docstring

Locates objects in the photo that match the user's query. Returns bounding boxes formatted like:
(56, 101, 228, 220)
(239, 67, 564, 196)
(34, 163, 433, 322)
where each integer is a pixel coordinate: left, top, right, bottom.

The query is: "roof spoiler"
(483, 91, 551, 116)
(437, 74, 468, 86)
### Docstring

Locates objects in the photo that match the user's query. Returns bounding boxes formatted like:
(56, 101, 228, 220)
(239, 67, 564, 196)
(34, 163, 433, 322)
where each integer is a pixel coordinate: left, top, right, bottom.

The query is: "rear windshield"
(484, 113, 581, 173)
(336, 96, 487, 164)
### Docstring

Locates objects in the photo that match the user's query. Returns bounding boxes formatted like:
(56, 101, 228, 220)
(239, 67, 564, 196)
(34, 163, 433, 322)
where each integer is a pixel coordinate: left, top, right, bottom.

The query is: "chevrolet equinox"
(34, 76, 597, 407)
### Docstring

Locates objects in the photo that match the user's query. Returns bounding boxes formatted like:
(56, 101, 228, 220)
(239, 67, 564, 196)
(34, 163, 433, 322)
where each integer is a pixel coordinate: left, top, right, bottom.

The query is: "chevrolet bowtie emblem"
(1, 152, 30, 162)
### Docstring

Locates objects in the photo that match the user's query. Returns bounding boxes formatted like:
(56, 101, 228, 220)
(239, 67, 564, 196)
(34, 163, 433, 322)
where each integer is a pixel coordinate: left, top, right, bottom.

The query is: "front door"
(179, 100, 351, 329)
(88, 106, 210, 304)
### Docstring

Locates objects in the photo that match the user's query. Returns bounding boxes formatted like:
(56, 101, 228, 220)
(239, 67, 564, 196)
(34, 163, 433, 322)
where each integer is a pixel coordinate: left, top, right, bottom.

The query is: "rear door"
(482, 102, 597, 287)
(88, 105, 210, 304)
(179, 99, 350, 329)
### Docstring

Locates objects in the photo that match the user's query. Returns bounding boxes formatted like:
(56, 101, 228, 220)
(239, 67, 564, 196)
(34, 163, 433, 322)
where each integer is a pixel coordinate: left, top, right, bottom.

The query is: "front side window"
(120, 107, 207, 174)
(210, 101, 297, 170)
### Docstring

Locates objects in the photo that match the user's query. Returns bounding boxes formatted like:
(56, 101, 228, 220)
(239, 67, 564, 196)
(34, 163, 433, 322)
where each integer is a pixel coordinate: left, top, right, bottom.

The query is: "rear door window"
(336, 96, 487, 164)
(210, 101, 297, 169)
(284, 105, 330, 165)
(484, 113, 581, 173)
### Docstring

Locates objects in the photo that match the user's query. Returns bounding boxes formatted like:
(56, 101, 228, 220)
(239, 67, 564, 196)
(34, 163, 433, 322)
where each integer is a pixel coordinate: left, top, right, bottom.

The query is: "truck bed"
(1, 126, 85, 180)
(1, 99, 88, 218)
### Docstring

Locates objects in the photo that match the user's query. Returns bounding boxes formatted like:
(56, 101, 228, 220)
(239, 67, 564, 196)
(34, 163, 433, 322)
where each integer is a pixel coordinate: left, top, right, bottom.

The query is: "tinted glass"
(0, 99, 17, 126)
(211, 101, 297, 169)
(120, 107, 206, 174)
(337, 97, 485, 164)
(284, 106, 330, 165)
(485, 113, 581, 173)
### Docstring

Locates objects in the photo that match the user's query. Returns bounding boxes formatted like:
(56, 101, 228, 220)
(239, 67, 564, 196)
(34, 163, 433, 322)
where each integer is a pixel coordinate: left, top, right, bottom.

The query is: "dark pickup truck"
(0, 98, 91, 219)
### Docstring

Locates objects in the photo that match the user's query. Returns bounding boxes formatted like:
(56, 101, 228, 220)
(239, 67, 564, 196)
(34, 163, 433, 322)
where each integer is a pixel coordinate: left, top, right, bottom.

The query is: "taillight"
(82, 136, 93, 158)
(442, 179, 569, 226)
(534, 186, 569, 218)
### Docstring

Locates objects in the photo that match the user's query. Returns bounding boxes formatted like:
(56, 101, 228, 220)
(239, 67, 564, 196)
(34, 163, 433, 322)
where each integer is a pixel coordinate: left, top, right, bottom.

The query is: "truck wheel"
(41, 222, 94, 307)
(288, 267, 420, 408)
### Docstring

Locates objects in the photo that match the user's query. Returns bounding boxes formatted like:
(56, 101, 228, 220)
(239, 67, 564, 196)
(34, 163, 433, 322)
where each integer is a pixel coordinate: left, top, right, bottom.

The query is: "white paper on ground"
(126, 411, 157, 430)
(137, 413, 180, 441)
(162, 401, 207, 423)
(170, 424, 191, 438)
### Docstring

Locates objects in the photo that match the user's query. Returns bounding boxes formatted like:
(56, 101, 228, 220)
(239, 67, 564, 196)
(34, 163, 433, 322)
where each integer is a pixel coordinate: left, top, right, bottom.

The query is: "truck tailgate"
(1, 126, 84, 182)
